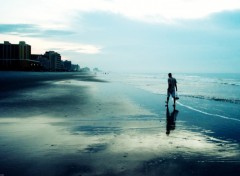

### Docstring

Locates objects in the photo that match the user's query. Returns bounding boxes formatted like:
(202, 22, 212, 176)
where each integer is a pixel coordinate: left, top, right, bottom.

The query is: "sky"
(1, 0, 240, 73)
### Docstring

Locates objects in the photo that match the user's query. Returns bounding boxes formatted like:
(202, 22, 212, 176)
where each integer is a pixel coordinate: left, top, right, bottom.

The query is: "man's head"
(168, 73, 172, 78)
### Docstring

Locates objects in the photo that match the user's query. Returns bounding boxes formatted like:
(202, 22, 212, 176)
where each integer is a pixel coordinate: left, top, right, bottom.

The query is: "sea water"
(109, 73, 240, 121)
(117, 73, 240, 102)
(106, 72, 240, 142)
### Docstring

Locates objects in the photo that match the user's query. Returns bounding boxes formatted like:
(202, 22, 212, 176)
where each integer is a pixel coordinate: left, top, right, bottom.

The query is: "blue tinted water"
(107, 73, 240, 143)
(117, 73, 240, 102)
(111, 73, 240, 121)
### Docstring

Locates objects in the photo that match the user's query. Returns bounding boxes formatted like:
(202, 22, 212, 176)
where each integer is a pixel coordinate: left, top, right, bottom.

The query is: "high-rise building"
(0, 41, 31, 60)
(0, 41, 39, 70)
(44, 51, 62, 71)
(19, 41, 31, 60)
(31, 54, 51, 71)
(63, 60, 72, 71)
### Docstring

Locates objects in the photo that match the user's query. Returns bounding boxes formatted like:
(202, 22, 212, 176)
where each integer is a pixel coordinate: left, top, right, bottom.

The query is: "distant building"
(32, 54, 51, 71)
(0, 41, 39, 70)
(81, 67, 90, 72)
(1, 41, 81, 72)
(63, 60, 72, 71)
(19, 41, 31, 60)
(44, 51, 62, 71)
(72, 64, 80, 72)
(93, 68, 100, 72)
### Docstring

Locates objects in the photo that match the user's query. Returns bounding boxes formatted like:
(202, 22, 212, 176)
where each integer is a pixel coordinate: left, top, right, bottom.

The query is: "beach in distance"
(0, 71, 240, 176)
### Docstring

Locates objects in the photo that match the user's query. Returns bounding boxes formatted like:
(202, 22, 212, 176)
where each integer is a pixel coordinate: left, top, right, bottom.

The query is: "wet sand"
(0, 72, 240, 176)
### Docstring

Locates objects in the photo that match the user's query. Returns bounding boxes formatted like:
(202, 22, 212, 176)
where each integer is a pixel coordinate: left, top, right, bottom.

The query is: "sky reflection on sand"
(0, 114, 240, 176)
(0, 113, 239, 162)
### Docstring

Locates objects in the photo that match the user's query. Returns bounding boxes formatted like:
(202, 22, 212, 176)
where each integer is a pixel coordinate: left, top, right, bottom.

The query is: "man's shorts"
(167, 90, 176, 98)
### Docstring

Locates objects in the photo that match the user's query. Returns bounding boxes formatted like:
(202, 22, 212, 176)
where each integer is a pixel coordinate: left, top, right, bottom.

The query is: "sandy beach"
(0, 71, 240, 176)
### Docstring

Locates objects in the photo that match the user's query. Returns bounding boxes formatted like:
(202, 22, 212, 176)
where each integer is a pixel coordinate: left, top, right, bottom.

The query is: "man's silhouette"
(166, 73, 178, 108)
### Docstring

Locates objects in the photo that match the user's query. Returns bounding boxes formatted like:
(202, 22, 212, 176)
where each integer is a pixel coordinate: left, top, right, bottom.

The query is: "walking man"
(166, 73, 178, 107)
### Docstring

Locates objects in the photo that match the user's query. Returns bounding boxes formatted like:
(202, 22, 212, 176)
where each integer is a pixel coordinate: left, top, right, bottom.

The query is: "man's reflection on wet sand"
(166, 106, 179, 135)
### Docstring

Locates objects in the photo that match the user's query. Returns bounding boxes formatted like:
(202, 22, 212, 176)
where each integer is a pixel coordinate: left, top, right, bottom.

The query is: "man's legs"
(166, 96, 169, 105)
(166, 91, 177, 107)
(173, 97, 176, 108)
(172, 90, 176, 107)
(166, 90, 170, 106)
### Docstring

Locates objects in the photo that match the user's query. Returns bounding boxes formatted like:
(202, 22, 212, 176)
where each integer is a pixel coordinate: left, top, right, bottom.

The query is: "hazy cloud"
(0, 24, 75, 38)
(2, 0, 240, 25)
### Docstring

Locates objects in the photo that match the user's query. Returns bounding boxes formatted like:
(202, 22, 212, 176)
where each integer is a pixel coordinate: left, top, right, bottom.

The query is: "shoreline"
(0, 71, 106, 97)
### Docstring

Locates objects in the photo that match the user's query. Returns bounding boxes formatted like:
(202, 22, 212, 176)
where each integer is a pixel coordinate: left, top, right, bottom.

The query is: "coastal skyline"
(1, 0, 240, 73)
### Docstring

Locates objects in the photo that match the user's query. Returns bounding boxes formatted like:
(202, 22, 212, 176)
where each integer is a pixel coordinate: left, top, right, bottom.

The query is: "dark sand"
(0, 71, 240, 176)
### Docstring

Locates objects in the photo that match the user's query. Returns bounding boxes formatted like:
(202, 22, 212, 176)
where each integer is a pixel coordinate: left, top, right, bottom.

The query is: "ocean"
(105, 72, 240, 141)
(114, 73, 240, 103)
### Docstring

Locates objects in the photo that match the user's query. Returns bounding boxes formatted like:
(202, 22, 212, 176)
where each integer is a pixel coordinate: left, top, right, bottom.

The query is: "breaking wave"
(179, 94, 240, 104)
(177, 101, 240, 122)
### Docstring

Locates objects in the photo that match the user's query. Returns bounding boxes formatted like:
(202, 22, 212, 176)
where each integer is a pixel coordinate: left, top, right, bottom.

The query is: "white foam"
(177, 101, 240, 122)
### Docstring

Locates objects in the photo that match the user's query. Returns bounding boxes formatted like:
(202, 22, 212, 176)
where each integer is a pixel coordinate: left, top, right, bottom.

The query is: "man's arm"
(167, 79, 170, 91)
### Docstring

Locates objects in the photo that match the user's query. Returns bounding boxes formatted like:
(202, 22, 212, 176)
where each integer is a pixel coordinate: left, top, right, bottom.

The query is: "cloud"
(1, 1, 240, 72)
(0, 24, 75, 38)
(54, 43, 102, 54)
(0, 23, 102, 54)
(208, 10, 240, 29)
(45, 0, 240, 22)
(0, 24, 38, 34)
(2, 0, 240, 25)
(33, 40, 102, 55)
(66, 10, 240, 72)
(0, 32, 102, 55)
